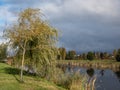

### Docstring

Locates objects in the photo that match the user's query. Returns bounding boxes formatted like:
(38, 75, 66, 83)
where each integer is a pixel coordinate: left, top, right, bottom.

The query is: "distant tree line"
(1, 45, 120, 62)
(58, 47, 120, 62)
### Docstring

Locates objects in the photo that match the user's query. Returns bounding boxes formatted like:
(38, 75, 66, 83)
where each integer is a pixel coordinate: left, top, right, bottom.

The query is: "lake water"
(66, 66, 120, 90)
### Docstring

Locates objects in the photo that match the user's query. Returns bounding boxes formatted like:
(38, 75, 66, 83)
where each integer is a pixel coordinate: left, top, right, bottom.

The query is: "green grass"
(0, 63, 66, 90)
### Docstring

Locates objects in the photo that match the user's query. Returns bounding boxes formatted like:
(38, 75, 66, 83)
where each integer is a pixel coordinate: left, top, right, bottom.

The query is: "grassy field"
(0, 63, 65, 90)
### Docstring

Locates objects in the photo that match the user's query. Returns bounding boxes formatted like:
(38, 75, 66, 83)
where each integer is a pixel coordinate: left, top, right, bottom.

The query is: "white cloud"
(39, 0, 120, 19)
(1, 0, 119, 21)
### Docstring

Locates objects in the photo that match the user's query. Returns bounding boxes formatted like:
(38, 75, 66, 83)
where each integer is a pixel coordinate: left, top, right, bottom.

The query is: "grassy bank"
(57, 60, 120, 70)
(0, 63, 65, 90)
(57, 60, 120, 64)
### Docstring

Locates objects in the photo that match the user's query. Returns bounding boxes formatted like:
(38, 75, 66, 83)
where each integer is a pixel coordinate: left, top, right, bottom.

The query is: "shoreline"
(57, 60, 120, 71)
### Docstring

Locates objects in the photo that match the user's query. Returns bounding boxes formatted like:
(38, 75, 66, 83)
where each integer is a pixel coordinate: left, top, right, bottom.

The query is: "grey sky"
(0, 0, 120, 52)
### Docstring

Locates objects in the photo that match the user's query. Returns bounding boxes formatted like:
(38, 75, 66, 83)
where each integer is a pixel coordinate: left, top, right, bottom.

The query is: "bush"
(116, 54, 120, 62)
(87, 52, 94, 60)
(116, 49, 120, 62)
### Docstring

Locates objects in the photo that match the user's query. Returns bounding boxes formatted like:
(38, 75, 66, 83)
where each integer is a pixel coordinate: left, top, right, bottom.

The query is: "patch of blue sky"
(0, 19, 5, 24)
(0, 1, 5, 6)
(0, 19, 5, 31)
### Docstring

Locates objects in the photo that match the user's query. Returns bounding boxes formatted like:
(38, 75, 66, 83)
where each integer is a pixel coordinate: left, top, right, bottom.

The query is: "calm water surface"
(66, 66, 120, 90)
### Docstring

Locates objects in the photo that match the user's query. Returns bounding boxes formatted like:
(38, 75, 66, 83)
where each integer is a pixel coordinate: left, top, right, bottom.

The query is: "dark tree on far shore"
(116, 49, 120, 62)
(87, 52, 94, 60)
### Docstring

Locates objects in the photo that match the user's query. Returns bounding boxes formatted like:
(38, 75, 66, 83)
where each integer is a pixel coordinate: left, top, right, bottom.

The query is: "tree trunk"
(20, 48, 26, 82)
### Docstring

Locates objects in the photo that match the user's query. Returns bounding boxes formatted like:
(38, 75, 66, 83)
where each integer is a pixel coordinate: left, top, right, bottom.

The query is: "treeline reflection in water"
(58, 64, 120, 90)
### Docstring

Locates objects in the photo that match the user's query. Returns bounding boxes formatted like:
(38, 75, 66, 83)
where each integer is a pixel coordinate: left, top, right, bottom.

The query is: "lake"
(66, 66, 120, 90)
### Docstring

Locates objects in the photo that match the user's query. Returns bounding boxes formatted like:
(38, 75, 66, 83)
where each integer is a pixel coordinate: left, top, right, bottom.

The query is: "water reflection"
(86, 68, 96, 90)
(114, 70, 120, 82)
(59, 64, 120, 90)
(99, 70, 104, 76)
(86, 68, 95, 77)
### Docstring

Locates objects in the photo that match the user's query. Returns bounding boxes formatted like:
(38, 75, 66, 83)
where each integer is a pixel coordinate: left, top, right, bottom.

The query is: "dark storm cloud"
(41, 0, 120, 51)
(48, 8, 120, 52)
(1, 0, 120, 52)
